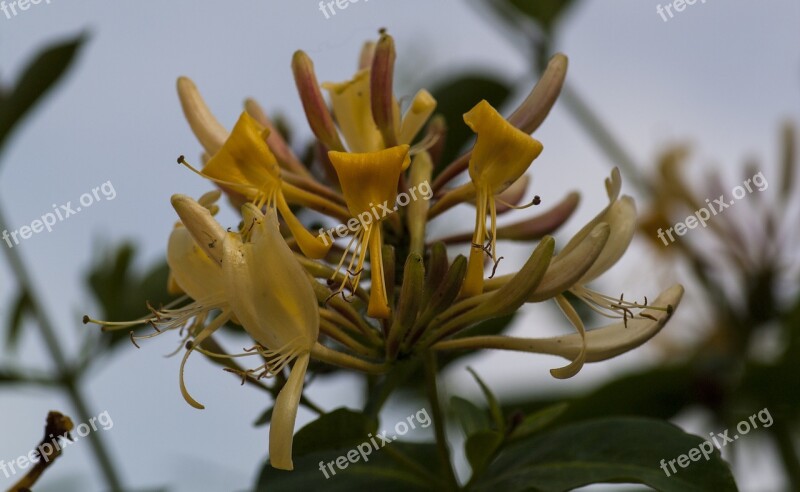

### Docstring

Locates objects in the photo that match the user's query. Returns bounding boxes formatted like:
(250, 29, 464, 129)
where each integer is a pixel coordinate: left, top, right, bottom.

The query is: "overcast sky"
(1, 0, 798, 490)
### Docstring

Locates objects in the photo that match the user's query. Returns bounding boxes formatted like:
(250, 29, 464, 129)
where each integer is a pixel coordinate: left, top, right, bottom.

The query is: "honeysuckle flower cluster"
(86, 32, 683, 470)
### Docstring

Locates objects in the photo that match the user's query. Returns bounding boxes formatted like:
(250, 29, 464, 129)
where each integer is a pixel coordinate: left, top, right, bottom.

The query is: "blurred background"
(1, 0, 798, 490)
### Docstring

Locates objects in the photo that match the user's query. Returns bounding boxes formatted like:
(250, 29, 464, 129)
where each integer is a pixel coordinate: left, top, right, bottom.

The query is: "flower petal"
(203, 112, 280, 198)
(432, 284, 683, 369)
(323, 69, 383, 152)
(222, 205, 318, 350)
(177, 77, 228, 155)
(166, 226, 224, 302)
(465, 100, 543, 194)
(269, 353, 310, 470)
(328, 145, 410, 216)
(171, 194, 226, 265)
(577, 196, 637, 284)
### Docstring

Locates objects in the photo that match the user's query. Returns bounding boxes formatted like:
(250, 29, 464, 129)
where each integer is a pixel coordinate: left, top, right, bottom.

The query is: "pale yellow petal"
(578, 196, 637, 284)
(166, 226, 224, 302)
(269, 353, 310, 470)
(222, 205, 319, 350)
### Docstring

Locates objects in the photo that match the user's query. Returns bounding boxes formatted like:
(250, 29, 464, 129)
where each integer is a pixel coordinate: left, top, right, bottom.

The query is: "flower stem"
(383, 445, 447, 488)
(0, 205, 124, 492)
(423, 350, 459, 490)
(311, 342, 387, 374)
(769, 419, 800, 490)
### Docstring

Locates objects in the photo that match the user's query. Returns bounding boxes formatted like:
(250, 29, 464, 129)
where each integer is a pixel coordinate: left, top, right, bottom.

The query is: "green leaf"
(5, 290, 32, 351)
(450, 395, 491, 437)
(503, 0, 579, 34)
(85, 242, 175, 353)
(292, 408, 378, 457)
(0, 34, 86, 154)
(508, 402, 568, 441)
(466, 429, 504, 476)
(468, 367, 505, 434)
(502, 365, 696, 425)
(472, 417, 738, 492)
(256, 441, 440, 491)
(253, 407, 274, 427)
(429, 75, 512, 171)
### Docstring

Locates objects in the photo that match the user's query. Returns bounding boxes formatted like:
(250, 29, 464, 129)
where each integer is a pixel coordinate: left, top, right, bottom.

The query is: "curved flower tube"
(433, 285, 684, 377)
(222, 204, 320, 470)
(183, 112, 335, 259)
(85, 192, 233, 410)
(461, 100, 544, 297)
(327, 145, 411, 318)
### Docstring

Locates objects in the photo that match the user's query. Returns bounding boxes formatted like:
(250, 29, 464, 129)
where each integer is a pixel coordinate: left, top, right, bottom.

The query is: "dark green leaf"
(468, 367, 505, 434)
(451, 395, 491, 437)
(508, 402, 568, 441)
(503, 365, 697, 425)
(429, 75, 511, 171)
(472, 417, 738, 492)
(86, 242, 176, 353)
(501, 0, 579, 34)
(5, 290, 32, 351)
(466, 429, 504, 476)
(0, 34, 86, 154)
(253, 407, 274, 427)
(292, 408, 378, 457)
(256, 441, 440, 491)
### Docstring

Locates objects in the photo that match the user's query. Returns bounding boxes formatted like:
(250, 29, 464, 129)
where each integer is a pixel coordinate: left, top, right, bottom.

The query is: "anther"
(130, 332, 141, 349)
(489, 256, 505, 279)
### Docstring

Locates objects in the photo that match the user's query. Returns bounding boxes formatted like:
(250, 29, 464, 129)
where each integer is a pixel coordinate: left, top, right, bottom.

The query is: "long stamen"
(571, 286, 673, 328)
(179, 310, 232, 409)
(494, 194, 541, 210)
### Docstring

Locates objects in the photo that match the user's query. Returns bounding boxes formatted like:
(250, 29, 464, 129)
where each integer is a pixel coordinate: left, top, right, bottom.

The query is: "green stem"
(769, 420, 800, 490)
(311, 343, 388, 374)
(522, 37, 649, 195)
(423, 351, 459, 490)
(0, 205, 124, 491)
(559, 83, 650, 194)
(383, 445, 446, 488)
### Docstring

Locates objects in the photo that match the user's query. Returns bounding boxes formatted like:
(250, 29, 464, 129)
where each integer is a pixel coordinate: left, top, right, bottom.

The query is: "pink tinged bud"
(244, 98, 312, 179)
(370, 32, 399, 148)
(508, 53, 568, 134)
(292, 51, 346, 152)
(432, 53, 567, 192)
(495, 191, 580, 240)
(438, 192, 580, 244)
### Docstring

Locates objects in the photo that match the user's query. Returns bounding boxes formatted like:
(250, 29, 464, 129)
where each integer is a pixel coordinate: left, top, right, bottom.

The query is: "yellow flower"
(182, 111, 332, 259)
(222, 204, 320, 471)
(462, 100, 544, 297)
(85, 192, 235, 410)
(322, 70, 436, 153)
(323, 69, 385, 153)
(293, 32, 435, 153)
(327, 145, 411, 318)
(432, 285, 684, 376)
